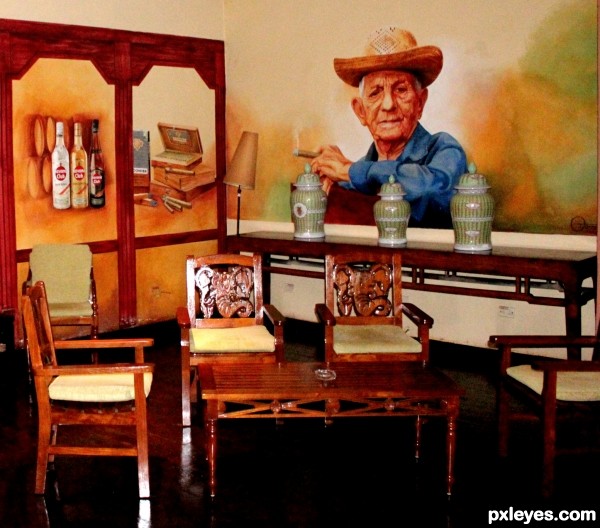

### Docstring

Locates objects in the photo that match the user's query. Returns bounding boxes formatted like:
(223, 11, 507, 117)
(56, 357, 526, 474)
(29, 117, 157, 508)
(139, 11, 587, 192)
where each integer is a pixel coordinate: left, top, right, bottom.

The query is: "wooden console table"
(225, 231, 596, 340)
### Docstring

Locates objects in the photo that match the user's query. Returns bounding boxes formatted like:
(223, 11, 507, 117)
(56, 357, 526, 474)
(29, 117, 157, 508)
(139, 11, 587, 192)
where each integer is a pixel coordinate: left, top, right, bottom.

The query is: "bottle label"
(73, 165, 86, 182)
(52, 164, 70, 209)
(55, 165, 68, 182)
(91, 167, 104, 187)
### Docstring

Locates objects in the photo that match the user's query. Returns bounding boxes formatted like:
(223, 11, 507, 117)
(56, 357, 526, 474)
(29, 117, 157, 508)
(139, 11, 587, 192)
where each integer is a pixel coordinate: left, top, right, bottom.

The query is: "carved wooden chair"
(24, 243, 99, 339)
(22, 281, 155, 498)
(177, 253, 285, 426)
(315, 251, 433, 364)
(488, 332, 600, 498)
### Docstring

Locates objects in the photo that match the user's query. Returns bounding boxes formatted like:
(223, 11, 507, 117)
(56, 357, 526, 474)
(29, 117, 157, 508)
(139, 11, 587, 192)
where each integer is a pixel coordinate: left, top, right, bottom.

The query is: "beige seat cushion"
(49, 373, 153, 402)
(507, 364, 600, 402)
(190, 326, 276, 353)
(333, 325, 422, 354)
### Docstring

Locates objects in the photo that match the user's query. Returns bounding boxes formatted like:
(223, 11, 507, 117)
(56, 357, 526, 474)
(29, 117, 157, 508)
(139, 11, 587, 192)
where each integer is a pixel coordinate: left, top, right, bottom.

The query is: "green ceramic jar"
(450, 164, 494, 252)
(373, 176, 410, 246)
(290, 164, 327, 239)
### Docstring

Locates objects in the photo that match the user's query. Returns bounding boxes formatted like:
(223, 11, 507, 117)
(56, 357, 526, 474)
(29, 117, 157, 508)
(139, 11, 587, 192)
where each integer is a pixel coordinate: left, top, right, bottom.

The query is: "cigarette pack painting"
(133, 130, 150, 190)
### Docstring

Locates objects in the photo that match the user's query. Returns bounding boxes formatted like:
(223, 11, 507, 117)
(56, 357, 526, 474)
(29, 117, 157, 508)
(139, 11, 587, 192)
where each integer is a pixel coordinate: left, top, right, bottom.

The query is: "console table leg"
(445, 398, 460, 496)
(415, 414, 422, 460)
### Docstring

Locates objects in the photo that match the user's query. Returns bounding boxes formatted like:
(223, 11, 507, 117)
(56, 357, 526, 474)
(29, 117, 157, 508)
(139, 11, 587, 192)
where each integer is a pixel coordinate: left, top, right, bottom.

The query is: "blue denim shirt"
(345, 123, 467, 227)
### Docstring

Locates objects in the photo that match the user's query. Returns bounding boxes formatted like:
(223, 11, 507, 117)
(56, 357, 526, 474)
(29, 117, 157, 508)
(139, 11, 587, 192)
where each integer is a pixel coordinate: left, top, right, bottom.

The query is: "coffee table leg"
(445, 397, 460, 496)
(205, 401, 218, 498)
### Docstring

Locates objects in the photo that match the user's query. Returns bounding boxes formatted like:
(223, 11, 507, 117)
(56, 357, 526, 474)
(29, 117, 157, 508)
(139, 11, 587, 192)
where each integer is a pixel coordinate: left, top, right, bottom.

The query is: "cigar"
(293, 148, 319, 159)
(165, 167, 195, 175)
(162, 195, 183, 212)
(163, 195, 192, 209)
(134, 196, 158, 207)
(162, 199, 175, 213)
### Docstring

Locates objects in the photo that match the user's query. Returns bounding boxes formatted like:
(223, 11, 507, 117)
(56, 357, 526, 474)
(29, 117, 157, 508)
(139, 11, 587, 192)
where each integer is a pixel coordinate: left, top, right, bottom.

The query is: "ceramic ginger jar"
(450, 163, 494, 252)
(291, 164, 327, 239)
(373, 175, 410, 246)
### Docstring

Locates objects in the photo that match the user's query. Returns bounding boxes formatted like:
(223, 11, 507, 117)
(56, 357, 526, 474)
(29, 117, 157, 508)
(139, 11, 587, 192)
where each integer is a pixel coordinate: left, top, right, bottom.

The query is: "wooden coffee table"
(198, 361, 465, 497)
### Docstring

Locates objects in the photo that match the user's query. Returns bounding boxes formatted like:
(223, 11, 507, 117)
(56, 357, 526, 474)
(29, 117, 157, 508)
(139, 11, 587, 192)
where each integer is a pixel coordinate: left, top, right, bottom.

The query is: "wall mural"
(463, 4, 597, 235)
(235, 1, 596, 236)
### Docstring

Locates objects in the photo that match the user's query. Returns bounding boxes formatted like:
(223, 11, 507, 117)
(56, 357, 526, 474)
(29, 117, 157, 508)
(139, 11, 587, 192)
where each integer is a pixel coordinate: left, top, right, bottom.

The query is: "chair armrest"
(55, 338, 154, 350)
(488, 335, 599, 349)
(36, 362, 154, 377)
(532, 360, 600, 373)
(315, 303, 336, 326)
(176, 306, 191, 328)
(488, 335, 600, 374)
(263, 304, 285, 326)
(401, 303, 434, 329)
(55, 338, 153, 363)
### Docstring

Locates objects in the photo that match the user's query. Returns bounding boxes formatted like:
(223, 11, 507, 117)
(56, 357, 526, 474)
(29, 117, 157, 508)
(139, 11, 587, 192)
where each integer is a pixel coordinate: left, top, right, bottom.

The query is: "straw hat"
(334, 26, 443, 88)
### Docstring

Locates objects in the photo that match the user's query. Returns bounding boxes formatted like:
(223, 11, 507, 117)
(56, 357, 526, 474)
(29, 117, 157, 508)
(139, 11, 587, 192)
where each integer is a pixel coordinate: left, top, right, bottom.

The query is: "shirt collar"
(365, 123, 428, 162)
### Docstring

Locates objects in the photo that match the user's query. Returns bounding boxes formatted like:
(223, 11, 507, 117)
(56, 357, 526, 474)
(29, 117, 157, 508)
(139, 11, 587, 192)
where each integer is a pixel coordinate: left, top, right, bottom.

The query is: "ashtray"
(314, 368, 336, 381)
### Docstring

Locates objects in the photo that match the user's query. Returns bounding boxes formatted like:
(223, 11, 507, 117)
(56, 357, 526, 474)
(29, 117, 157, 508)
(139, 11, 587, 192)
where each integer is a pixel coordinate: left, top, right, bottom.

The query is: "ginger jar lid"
(294, 164, 322, 188)
(455, 162, 490, 191)
(378, 175, 406, 198)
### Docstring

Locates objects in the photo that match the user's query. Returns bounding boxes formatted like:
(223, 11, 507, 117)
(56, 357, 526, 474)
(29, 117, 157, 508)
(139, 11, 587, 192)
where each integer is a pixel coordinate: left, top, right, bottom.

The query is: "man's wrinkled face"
(352, 70, 427, 145)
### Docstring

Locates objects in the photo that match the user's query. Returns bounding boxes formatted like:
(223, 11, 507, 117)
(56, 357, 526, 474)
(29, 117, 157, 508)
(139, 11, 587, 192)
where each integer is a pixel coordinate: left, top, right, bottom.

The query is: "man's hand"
(310, 145, 352, 184)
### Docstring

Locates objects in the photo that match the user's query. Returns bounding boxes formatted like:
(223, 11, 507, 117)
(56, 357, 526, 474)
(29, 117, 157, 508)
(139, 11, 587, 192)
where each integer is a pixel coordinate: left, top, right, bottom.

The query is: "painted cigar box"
(153, 163, 216, 190)
(151, 122, 203, 168)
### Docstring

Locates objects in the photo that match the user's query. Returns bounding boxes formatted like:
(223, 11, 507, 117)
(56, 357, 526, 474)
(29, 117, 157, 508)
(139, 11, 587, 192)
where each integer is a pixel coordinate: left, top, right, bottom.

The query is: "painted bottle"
(70, 122, 88, 208)
(89, 119, 105, 208)
(51, 121, 70, 209)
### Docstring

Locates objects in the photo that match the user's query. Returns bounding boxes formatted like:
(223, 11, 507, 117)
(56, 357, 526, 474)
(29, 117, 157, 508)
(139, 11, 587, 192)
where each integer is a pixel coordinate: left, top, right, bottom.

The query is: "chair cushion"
(49, 302, 93, 318)
(507, 364, 600, 402)
(333, 325, 422, 354)
(190, 325, 276, 353)
(49, 373, 153, 402)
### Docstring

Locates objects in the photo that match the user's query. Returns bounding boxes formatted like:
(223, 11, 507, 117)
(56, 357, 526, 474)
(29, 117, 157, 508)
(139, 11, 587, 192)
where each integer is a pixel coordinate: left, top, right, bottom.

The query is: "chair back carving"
(195, 263, 255, 319)
(326, 252, 403, 326)
(186, 253, 264, 329)
(334, 261, 394, 318)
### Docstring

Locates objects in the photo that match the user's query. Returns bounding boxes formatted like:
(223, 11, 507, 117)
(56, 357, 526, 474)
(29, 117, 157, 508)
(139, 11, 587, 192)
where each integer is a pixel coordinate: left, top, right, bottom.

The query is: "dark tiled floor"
(1, 319, 599, 527)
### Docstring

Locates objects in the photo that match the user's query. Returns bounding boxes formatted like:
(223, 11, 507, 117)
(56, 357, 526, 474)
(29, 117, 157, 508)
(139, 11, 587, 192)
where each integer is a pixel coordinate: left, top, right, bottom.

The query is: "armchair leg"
(35, 428, 50, 495)
(541, 374, 558, 499)
(497, 382, 510, 457)
(182, 367, 191, 427)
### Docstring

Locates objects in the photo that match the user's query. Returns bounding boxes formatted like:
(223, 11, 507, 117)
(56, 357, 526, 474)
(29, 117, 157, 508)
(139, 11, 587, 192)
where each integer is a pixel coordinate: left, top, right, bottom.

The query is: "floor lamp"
(223, 131, 258, 236)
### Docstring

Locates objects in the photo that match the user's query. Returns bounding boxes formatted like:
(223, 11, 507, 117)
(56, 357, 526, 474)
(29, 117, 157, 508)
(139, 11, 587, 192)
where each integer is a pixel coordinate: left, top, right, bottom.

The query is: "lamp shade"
(223, 131, 258, 190)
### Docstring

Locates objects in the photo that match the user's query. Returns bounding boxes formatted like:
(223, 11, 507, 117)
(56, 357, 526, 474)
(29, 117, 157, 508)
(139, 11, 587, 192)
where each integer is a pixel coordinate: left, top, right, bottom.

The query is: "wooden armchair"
(177, 253, 285, 426)
(22, 281, 154, 498)
(488, 333, 600, 498)
(315, 251, 433, 364)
